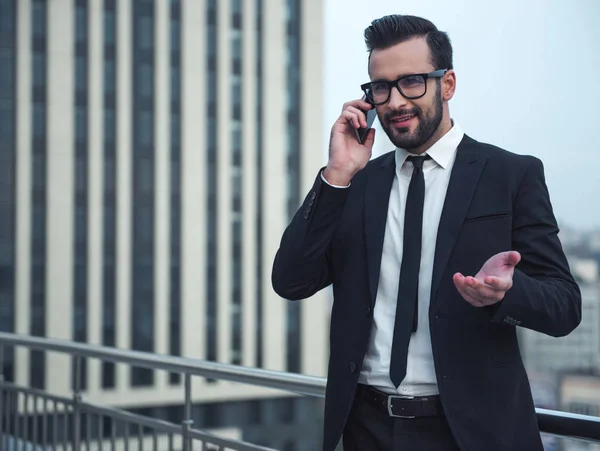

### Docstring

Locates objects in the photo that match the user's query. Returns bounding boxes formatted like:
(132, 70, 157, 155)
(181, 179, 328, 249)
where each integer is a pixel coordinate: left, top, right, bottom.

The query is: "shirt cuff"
(320, 171, 351, 188)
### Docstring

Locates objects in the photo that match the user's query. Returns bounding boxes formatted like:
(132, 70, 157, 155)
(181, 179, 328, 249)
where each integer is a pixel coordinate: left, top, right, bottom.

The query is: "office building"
(0, 0, 327, 448)
(519, 283, 600, 375)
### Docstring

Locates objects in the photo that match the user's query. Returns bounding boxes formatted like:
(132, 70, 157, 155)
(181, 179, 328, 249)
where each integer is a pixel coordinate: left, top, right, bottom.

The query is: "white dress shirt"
(323, 123, 464, 396)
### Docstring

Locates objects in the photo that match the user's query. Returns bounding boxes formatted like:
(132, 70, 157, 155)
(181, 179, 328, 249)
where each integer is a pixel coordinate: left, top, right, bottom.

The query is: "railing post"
(0, 344, 4, 450)
(72, 355, 82, 451)
(182, 373, 193, 451)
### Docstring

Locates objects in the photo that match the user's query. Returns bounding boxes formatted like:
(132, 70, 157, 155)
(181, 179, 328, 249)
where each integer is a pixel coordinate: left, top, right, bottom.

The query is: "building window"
(169, 0, 182, 385)
(285, 0, 302, 373)
(230, 0, 243, 366)
(29, 0, 47, 390)
(0, 0, 16, 382)
(102, 0, 117, 389)
(255, 0, 264, 369)
(72, 0, 89, 392)
(131, 0, 155, 387)
(206, 0, 218, 368)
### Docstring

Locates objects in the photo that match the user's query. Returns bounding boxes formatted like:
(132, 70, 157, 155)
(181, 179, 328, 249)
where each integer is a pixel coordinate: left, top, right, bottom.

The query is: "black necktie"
(389, 154, 430, 388)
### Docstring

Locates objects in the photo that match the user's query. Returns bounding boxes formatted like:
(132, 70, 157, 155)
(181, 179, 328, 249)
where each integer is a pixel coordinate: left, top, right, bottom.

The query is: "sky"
(323, 0, 600, 230)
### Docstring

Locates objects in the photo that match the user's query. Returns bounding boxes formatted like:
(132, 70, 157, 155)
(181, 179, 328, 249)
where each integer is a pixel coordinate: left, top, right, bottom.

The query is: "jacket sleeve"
(491, 157, 582, 337)
(271, 170, 350, 300)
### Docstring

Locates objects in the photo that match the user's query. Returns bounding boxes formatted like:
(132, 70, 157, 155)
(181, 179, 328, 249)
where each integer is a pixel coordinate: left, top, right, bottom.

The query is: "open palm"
(453, 251, 521, 307)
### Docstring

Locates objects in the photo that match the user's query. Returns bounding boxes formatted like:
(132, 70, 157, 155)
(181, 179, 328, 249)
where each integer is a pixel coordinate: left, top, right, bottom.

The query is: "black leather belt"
(357, 384, 444, 418)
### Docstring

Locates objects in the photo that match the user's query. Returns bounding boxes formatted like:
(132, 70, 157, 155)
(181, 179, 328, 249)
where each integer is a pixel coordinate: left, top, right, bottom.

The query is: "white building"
(1, 0, 327, 448)
(520, 283, 600, 375)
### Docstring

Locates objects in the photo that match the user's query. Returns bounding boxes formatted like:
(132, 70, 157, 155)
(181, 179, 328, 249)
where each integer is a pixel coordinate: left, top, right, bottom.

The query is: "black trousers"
(342, 389, 461, 451)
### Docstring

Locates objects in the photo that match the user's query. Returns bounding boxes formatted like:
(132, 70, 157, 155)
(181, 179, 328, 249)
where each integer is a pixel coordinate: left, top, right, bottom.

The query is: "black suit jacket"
(271, 135, 581, 451)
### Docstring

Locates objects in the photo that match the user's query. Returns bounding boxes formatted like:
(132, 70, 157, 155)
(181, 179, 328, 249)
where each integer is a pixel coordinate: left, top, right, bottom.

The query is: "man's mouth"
(390, 114, 417, 126)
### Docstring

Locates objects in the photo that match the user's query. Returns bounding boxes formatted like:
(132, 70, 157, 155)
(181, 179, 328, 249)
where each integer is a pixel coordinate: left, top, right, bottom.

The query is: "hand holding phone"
(324, 97, 377, 186)
(354, 101, 377, 144)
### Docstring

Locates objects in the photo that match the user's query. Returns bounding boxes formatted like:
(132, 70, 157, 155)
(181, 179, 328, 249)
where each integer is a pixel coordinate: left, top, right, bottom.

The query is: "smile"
(390, 115, 416, 126)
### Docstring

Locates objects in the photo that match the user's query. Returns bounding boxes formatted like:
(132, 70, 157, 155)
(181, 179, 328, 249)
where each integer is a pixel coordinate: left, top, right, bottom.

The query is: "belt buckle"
(387, 395, 416, 418)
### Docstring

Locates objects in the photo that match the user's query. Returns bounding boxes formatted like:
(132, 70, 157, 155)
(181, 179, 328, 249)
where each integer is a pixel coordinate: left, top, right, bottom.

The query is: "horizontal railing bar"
(0, 332, 325, 397)
(2, 332, 600, 444)
(3, 383, 278, 451)
(538, 408, 600, 443)
(80, 402, 183, 435)
(84, 401, 276, 449)
(1, 382, 74, 409)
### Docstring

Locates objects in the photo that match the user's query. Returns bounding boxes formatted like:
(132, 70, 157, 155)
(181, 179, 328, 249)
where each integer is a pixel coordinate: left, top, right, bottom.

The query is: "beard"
(380, 82, 443, 152)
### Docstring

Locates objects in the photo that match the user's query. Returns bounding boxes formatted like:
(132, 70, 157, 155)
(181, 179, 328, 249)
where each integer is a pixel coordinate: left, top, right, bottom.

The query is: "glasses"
(361, 69, 448, 105)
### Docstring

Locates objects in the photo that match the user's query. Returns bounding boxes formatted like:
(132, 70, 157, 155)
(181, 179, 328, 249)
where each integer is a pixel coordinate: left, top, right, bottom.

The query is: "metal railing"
(1, 331, 600, 450)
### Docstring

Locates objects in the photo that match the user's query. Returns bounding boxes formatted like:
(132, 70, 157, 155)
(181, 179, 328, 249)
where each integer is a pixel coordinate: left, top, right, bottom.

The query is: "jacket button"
(349, 362, 357, 373)
(310, 191, 316, 200)
(364, 307, 372, 317)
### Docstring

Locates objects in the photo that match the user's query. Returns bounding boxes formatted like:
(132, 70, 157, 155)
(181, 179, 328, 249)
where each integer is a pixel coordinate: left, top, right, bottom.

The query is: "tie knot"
(406, 154, 431, 170)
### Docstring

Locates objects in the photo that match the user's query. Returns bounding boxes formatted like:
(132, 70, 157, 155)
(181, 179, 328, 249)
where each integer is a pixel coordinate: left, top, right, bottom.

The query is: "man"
(272, 14, 581, 451)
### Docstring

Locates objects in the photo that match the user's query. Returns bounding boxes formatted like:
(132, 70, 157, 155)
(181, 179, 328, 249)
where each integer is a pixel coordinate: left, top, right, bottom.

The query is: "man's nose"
(387, 85, 409, 110)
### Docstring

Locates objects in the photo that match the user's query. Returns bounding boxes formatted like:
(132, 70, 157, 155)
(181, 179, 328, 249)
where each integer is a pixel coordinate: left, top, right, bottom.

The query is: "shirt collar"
(395, 122, 465, 170)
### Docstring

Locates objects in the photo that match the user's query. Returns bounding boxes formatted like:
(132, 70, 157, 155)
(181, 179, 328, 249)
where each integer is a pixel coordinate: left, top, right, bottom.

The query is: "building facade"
(519, 283, 600, 375)
(1, 0, 327, 448)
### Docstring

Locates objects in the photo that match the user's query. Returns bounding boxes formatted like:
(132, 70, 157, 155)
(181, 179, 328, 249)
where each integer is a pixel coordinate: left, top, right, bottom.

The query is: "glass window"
(0, 49, 13, 91)
(140, 64, 153, 97)
(33, 103, 45, 138)
(138, 111, 153, 146)
(207, 72, 216, 103)
(0, 0, 15, 34)
(76, 106, 87, 141)
(0, 101, 12, 142)
(33, 52, 45, 88)
(104, 158, 115, 192)
(170, 65, 180, 100)
(75, 4, 86, 43)
(170, 19, 180, 51)
(207, 25, 216, 56)
(171, 114, 180, 148)
(138, 16, 153, 50)
(232, 31, 242, 60)
(32, 0, 46, 38)
(76, 56, 86, 92)
(75, 210, 86, 241)
(104, 9, 115, 45)
(75, 156, 86, 191)
(104, 59, 115, 93)
(104, 108, 115, 142)
(139, 158, 153, 192)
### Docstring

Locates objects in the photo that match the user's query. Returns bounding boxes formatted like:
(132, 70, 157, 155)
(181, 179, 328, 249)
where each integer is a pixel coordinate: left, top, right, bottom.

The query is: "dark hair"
(364, 15, 453, 70)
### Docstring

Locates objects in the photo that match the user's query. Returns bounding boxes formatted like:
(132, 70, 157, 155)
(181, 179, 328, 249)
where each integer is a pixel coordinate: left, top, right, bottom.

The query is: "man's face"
(368, 37, 445, 152)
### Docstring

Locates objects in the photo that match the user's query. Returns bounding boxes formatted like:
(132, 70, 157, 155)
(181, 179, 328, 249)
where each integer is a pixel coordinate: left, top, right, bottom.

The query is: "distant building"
(519, 283, 600, 375)
(570, 258, 599, 284)
(1, 0, 327, 449)
(560, 374, 600, 417)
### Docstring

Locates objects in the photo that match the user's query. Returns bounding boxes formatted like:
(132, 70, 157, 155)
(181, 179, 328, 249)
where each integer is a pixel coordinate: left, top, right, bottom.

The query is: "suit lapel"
(364, 152, 396, 306)
(431, 136, 488, 304)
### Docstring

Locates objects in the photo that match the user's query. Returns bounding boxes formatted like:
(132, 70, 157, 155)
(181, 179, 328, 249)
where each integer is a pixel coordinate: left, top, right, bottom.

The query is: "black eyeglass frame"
(360, 69, 448, 105)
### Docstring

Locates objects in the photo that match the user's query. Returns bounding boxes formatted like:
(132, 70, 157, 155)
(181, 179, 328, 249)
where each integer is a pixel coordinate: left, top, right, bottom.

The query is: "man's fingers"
(464, 277, 506, 302)
(341, 111, 361, 129)
(454, 273, 506, 305)
(342, 98, 373, 113)
(345, 106, 368, 128)
(503, 250, 521, 267)
(363, 128, 376, 148)
(463, 283, 504, 304)
(483, 276, 512, 291)
(453, 274, 481, 306)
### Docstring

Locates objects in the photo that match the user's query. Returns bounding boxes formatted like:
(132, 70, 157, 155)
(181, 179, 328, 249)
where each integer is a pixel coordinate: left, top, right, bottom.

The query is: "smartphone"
(354, 98, 377, 144)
